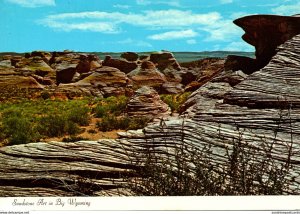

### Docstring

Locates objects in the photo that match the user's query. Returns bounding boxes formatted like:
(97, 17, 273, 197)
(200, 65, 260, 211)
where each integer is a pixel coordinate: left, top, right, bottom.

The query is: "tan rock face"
(127, 63, 167, 89)
(74, 66, 129, 97)
(0, 75, 44, 100)
(126, 86, 171, 118)
(226, 15, 300, 74)
(15, 57, 55, 78)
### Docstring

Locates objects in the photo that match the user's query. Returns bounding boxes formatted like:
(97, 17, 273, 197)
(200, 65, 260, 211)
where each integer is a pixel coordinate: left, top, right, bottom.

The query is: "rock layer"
(225, 15, 300, 74)
(126, 86, 171, 118)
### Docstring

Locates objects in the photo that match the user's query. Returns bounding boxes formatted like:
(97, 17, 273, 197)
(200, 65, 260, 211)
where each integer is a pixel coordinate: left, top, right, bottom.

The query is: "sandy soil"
(42, 117, 123, 142)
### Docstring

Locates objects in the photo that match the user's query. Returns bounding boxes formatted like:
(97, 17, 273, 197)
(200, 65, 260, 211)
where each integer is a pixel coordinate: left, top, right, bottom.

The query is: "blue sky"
(0, 0, 299, 52)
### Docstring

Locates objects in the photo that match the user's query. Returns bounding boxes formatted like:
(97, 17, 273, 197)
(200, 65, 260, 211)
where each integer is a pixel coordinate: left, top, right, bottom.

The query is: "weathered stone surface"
(180, 81, 233, 115)
(51, 52, 102, 83)
(212, 70, 248, 86)
(181, 58, 225, 87)
(75, 66, 129, 97)
(121, 52, 139, 61)
(55, 61, 77, 84)
(126, 86, 171, 118)
(159, 82, 184, 94)
(224, 34, 300, 108)
(1, 29, 300, 197)
(150, 51, 181, 71)
(103, 55, 137, 73)
(127, 61, 167, 89)
(0, 75, 44, 100)
(16, 57, 55, 78)
(226, 15, 300, 74)
(0, 60, 13, 68)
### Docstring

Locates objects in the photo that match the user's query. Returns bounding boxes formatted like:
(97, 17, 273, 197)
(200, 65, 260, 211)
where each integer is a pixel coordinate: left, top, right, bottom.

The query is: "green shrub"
(1, 111, 40, 145)
(38, 114, 67, 137)
(94, 105, 108, 118)
(160, 92, 191, 112)
(67, 105, 90, 126)
(38, 114, 81, 137)
(93, 96, 128, 118)
(97, 115, 150, 132)
(127, 117, 150, 130)
(96, 115, 118, 132)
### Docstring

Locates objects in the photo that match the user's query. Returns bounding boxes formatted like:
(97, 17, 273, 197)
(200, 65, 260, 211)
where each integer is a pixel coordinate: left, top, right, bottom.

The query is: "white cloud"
(186, 39, 197, 44)
(223, 41, 254, 52)
(136, 0, 180, 7)
(39, 10, 222, 33)
(39, 20, 119, 33)
(203, 20, 243, 41)
(38, 9, 246, 45)
(271, 1, 300, 15)
(113, 4, 130, 9)
(220, 0, 233, 4)
(6, 0, 55, 7)
(148, 29, 197, 40)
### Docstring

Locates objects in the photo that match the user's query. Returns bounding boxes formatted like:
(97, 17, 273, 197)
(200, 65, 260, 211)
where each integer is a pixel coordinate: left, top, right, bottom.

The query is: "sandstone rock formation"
(53, 66, 130, 98)
(121, 52, 139, 61)
(127, 61, 167, 89)
(149, 51, 181, 71)
(103, 55, 137, 73)
(225, 14, 300, 74)
(224, 34, 300, 108)
(0, 75, 44, 100)
(126, 86, 171, 118)
(0, 21, 299, 196)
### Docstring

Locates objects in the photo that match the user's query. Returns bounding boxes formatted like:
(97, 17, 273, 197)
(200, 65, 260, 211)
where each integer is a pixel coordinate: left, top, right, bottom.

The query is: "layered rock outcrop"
(1, 17, 300, 196)
(126, 86, 171, 118)
(225, 14, 300, 74)
(127, 61, 167, 89)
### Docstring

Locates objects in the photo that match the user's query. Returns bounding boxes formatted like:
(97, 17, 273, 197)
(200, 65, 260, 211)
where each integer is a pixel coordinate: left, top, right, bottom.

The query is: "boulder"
(127, 61, 167, 89)
(74, 66, 129, 97)
(120, 52, 139, 61)
(55, 61, 77, 84)
(103, 55, 137, 73)
(29, 51, 52, 63)
(15, 57, 55, 78)
(0, 60, 13, 68)
(226, 14, 300, 74)
(181, 58, 225, 86)
(149, 51, 181, 71)
(126, 86, 171, 118)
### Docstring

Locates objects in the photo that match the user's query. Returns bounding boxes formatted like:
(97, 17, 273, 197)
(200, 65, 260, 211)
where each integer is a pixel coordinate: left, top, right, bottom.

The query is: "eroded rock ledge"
(225, 14, 300, 74)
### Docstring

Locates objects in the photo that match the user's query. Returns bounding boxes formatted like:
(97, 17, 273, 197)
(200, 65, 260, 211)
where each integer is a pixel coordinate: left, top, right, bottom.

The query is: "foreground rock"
(126, 86, 171, 119)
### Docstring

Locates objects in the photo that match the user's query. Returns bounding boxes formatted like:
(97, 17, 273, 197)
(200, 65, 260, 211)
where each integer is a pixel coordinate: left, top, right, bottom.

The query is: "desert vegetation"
(0, 95, 152, 146)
